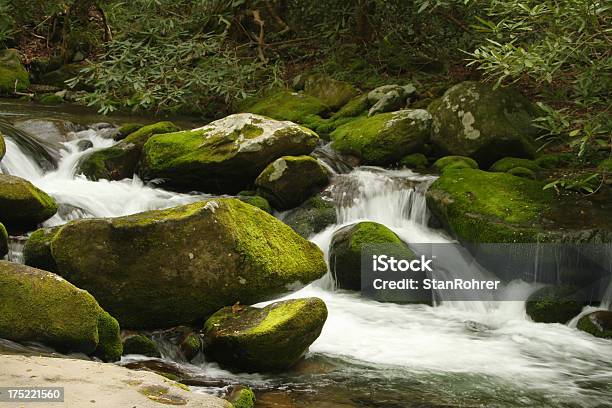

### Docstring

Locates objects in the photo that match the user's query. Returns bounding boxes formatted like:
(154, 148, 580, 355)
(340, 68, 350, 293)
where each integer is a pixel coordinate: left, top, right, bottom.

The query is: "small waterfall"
(0, 119, 60, 170)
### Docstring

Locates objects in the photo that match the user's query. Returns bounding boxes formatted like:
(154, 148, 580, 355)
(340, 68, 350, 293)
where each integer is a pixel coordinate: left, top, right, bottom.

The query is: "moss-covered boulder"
(303, 74, 359, 110)
(237, 193, 272, 214)
(0, 174, 58, 230)
(282, 195, 336, 238)
(432, 155, 478, 172)
(123, 334, 161, 358)
(577, 311, 612, 339)
(367, 84, 415, 116)
(245, 91, 329, 127)
(22, 226, 60, 271)
(331, 94, 369, 119)
(490, 157, 540, 173)
(79, 122, 180, 181)
(0, 261, 122, 361)
(203, 298, 327, 371)
(330, 109, 431, 165)
(525, 285, 583, 324)
(114, 123, 144, 141)
(0, 223, 7, 259)
(24, 198, 327, 328)
(399, 153, 428, 169)
(226, 386, 256, 408)
(0, 49, 29, 94)
(0, 132, 6, 160)
(329, 222, 415, 291)
(429, 81, 541, 167)
(426, 169, 554, 243)
(255, 156, 330, 210)
(141, 113, 321, 193)
(507, 166, 536, 179)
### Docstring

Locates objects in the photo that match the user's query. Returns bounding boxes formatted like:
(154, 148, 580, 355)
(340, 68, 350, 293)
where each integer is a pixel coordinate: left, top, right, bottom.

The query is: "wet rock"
(330, 109, 431, 166)
(13, 118, 79, 144)
(429, 81, 541, 167)
(0, 174, 58, 230)
(0, 49, 29, 94)
(282, 194, 337, 238)
(123, 334, 161, 358)
(79, 121, 180, 181)
(0, 223, 7, 258)
(255, 155, 330, 210)
(303, 74, 359, 110)
(329, 221, 416, 291)
(141, 113, 321, 193)
(367, 84, 416, 116)
(577, 310, 612, 339)
(159, 326, 202, 361)
(203, 298, 327, 371)
(76, 139, 94, 151)
(0, 261, 122, 361)
(432, 155, 478, 172)
(24, 198, 327, 328)
(526, 285, 583, 323)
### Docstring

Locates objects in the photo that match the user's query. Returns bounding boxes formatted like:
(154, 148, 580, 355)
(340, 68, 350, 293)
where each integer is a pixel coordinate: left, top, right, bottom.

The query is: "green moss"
(203, 298, 327, 371)
(507, 166, 536, 179)
(95, 311, 123, 361)
(245, 91, 329, 124)
(426, 169, 553, 243)
(0, 223, 7, 258)
(180, 333, 201, 360)
(38, 94, 64, 104)
(228, 387, 256, 408)
(116, 123, 144, 140)
(399, 153, 428, 169)
(0, 261, 120, 357)
(330, 110, 431, 165)
(0, 133, 5, 160)
(23, 227, 60, 272)
(433, 156, 478, 172)
(123, 334, 160, 358)
(0, 49, 30, 94)
(331, 94, 369, 119)
(577, 311, 612, 339)
(238, 195, 272, 214)
(0, 174, 58, 230)
(283, 195, 337, 238)
(303, 74, 359, 110)
(490, 157, 540, 172)
(525, 285, 582, 323)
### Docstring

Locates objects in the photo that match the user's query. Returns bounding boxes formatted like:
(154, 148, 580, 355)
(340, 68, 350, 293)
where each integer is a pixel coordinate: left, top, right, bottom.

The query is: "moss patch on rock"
(245, 91, 329, 125)
(123, 334, 161, 358)
(0, 261, 121, 360)
(303, 74, 359, 110)
(525, 285, 583, 324)
(115, 123, 145, 141)
(255, 155, 330, 210)
(22, 227, 60, 272)
(490, 157, 540, 173)
(330, 109, 431, 165)
(282, 194, 337, 238)
(577, 311, 612, 339)
(0, 174, 58, 230)
(237, 194, 272, 214)
(0, 223, 7, 259)
(433, 155, 478, 172)
(226, 386, 256, 408)
(79, 121, 180, 181)
(203, 298, 327, 371)
(399, 153, 428, 169)
(0, 133, 5, 160)
(25, 198, 327, 328)
(0, 49, 30, 94)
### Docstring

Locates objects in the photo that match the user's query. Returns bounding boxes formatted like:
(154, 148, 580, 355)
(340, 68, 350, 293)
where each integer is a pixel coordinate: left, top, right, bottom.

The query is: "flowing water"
(1, 103, 611, 408)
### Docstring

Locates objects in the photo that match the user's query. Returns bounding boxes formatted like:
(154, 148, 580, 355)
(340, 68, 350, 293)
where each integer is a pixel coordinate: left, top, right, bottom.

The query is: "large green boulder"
(282, 195, 337, 238)
(255, 155, 330, 210)
(24, 198, 327, 329)
(577, 311, 612, 339)
(141, 113, 320, 193)
(0, 174, 58, 230)
(245, 91, 329, 128)
(303, 74, 359, 110)
(329, 221, 415, 291)
(330, 109, 431, 165)
(426, 169, 553, 243)
(203, 298, 327, 371)
(429, 81, 541, 166)
(0, 49, 29, 94)
(525, 285, 583, 324)
(78, 122, 180, 181)
(0, 261, 122, 361)
(0, 223, 7, 258)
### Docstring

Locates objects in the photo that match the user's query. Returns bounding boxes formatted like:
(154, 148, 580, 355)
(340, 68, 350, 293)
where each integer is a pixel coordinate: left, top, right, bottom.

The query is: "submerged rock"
(255, 155, 330, 210)
(141, 113, 320, 193)
(0, 174, 58, 230)
(123, 334, 161, 358)
(79, 121, 180, 181)
(282, 194, 337, 238)
(526, 285, 583, 324)
(0, 49, 29, 94)
(329, 221, 415, 291)
(24, 198, 327, 328)
(203, 298, 328, 371)
(429, 81, 541, 166)
(303, 74, 359, 110)
(330, 109, 431, 165)
(577, 311, 612, 339)
(0, 223, 7, 258)
(0, 261, 122, 361)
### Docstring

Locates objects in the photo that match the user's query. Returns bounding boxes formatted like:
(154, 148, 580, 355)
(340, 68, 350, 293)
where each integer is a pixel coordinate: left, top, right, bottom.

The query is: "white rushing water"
(2, 120, 612, 407)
